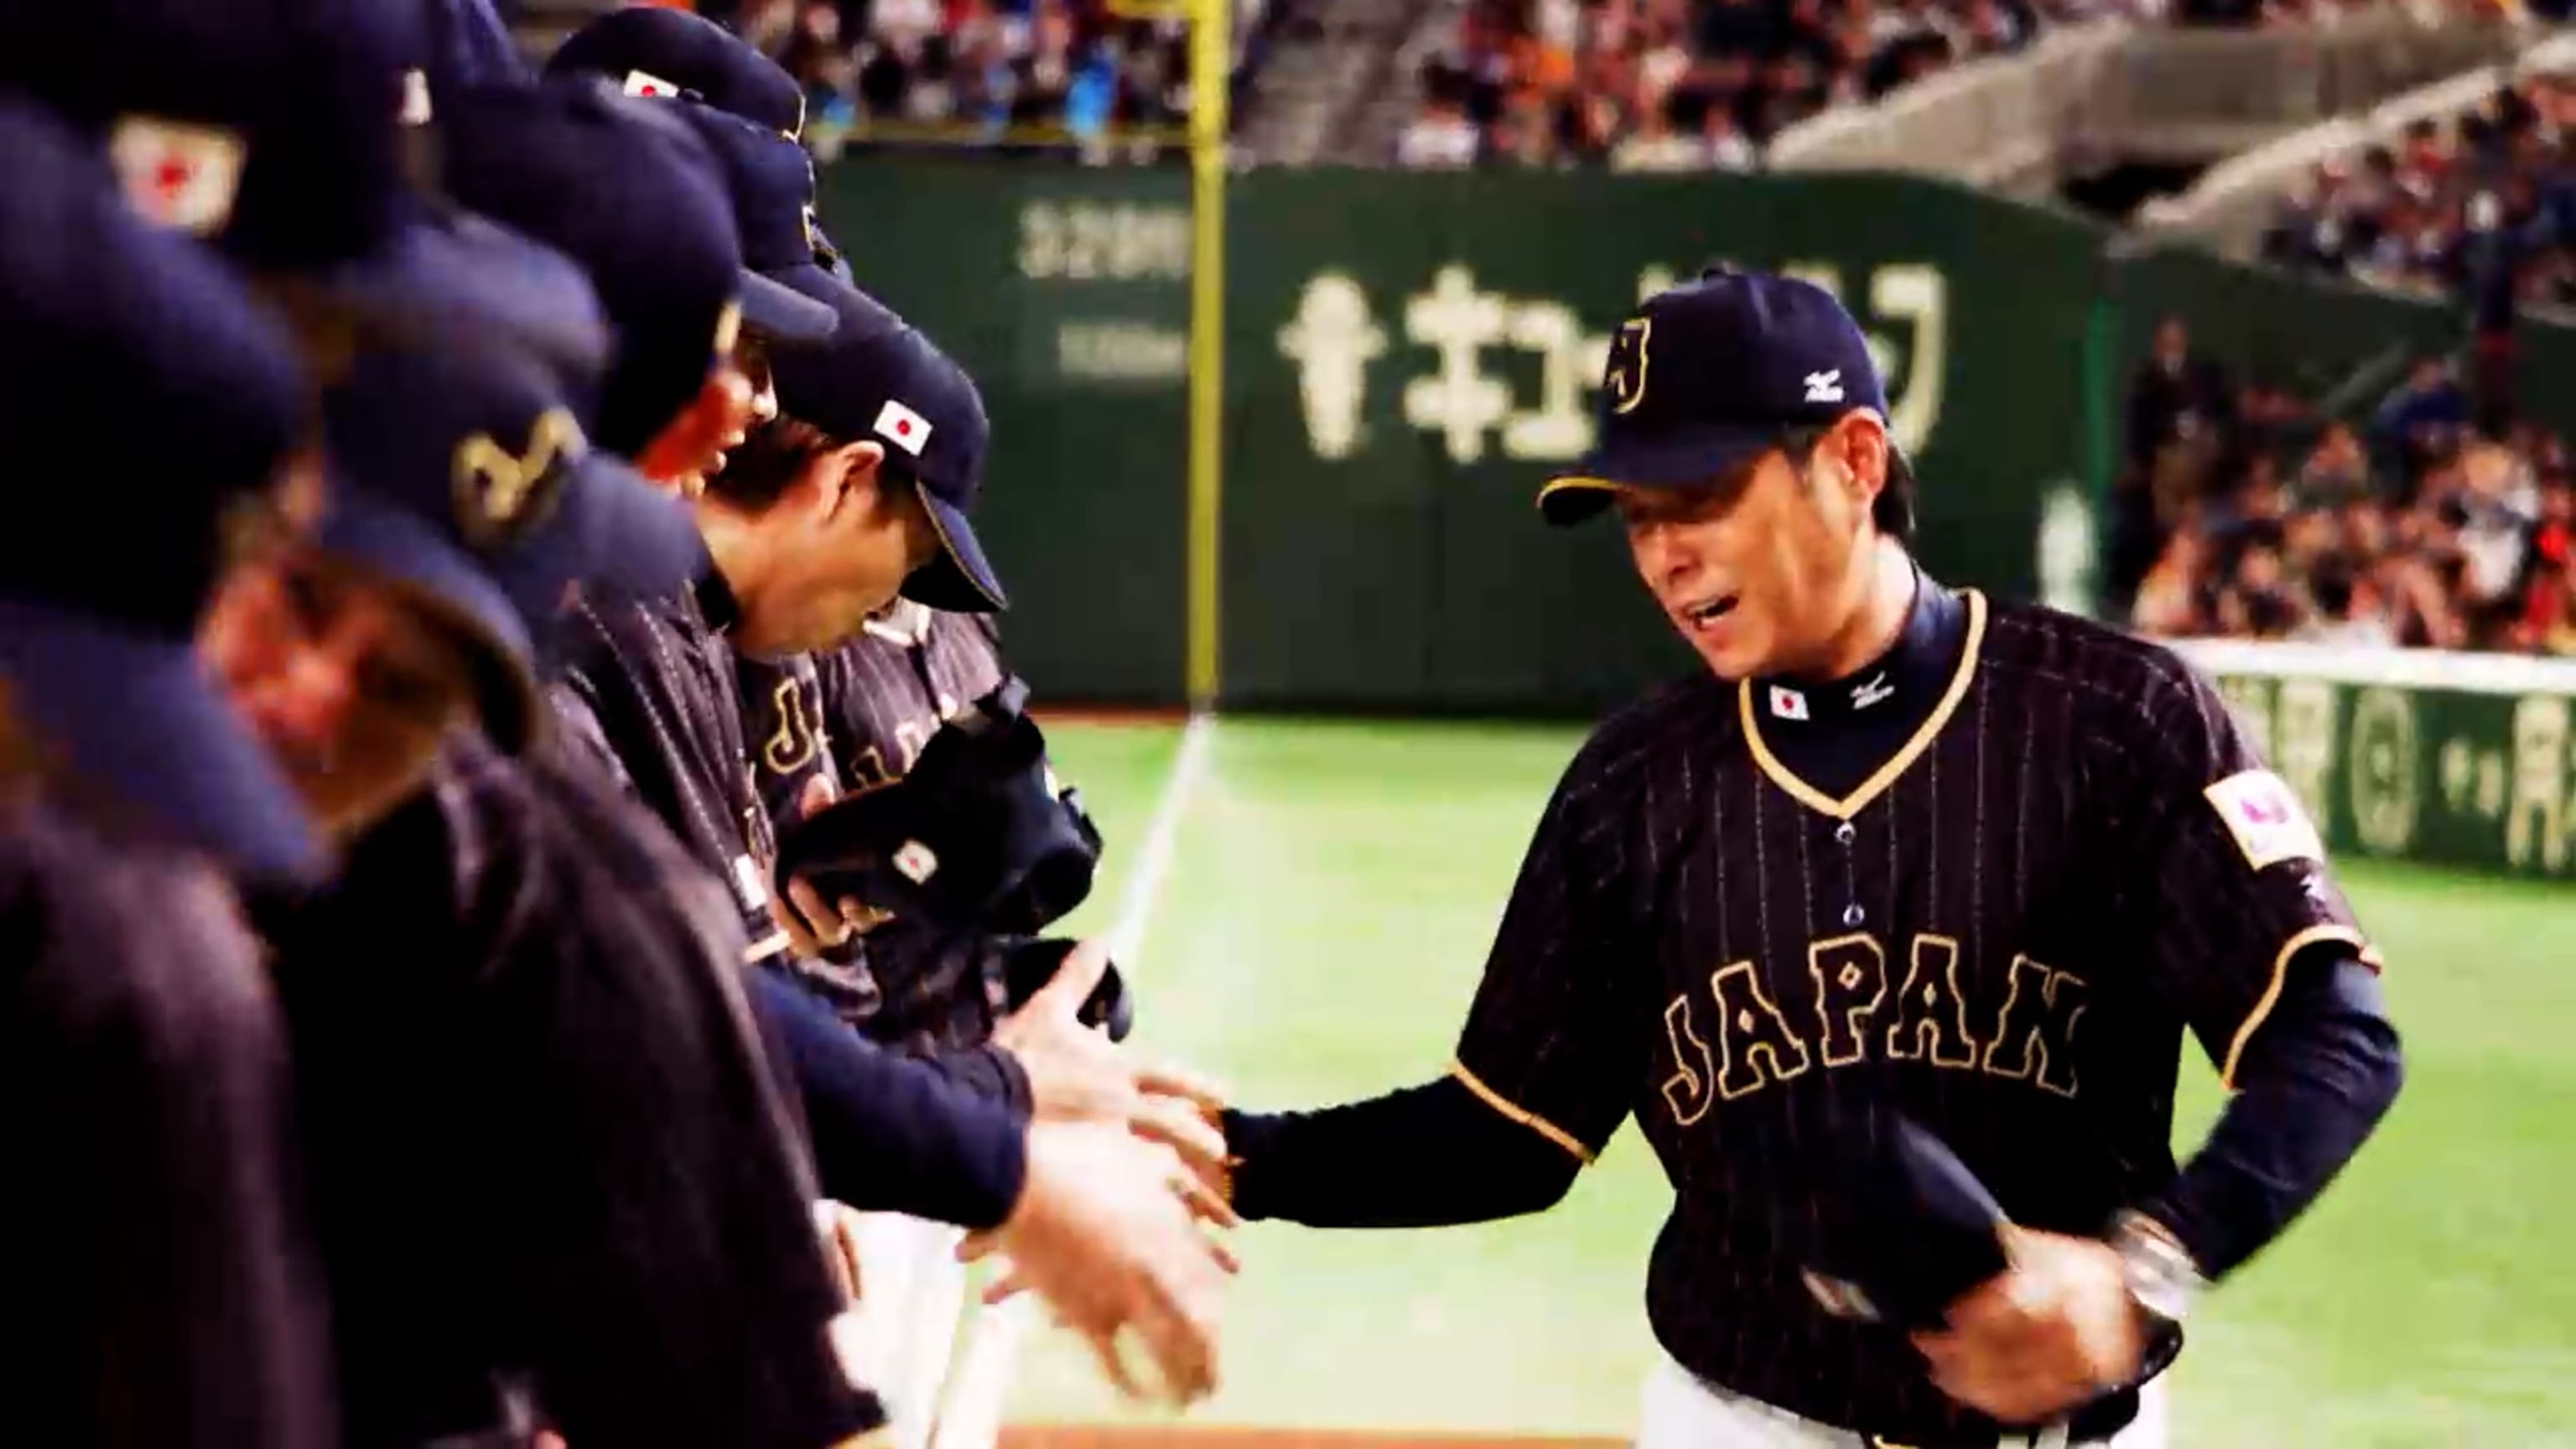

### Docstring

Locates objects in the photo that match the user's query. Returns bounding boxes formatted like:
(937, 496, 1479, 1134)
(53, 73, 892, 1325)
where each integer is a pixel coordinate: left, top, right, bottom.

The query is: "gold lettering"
(1660, 995, 1716, 1125)
(1711, 961, 1812, 1099)
(1885, 933, 1978, 1068)
(1981, 954, 2088, 1098)
(1806, 933, 1888, 1068)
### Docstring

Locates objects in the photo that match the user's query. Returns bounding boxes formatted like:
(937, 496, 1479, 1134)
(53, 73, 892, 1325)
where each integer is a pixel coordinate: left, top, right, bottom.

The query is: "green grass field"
(999, 716, 2576, 1447)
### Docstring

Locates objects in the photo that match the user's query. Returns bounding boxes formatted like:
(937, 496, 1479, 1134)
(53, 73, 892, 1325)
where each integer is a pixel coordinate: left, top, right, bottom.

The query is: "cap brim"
(772, 777, 917, 888)
(901, 491, 1009, 613)
(0, 601, 319, 881)
(1538, 422, 1786, 526)
(315, 491, 542, 755)
(740, 269, 839, 346)
(289, 206, 611, 379)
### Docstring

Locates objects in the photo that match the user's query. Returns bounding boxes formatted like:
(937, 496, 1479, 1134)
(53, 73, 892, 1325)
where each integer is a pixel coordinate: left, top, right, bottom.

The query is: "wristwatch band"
(2110, 1210, 2202, 1327)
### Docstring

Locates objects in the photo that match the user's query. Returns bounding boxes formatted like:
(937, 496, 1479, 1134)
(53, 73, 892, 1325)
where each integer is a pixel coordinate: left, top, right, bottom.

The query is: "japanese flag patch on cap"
(875, 399, 932, 456)
(622, 69, 681, 98)
(108, 117, 245, 236)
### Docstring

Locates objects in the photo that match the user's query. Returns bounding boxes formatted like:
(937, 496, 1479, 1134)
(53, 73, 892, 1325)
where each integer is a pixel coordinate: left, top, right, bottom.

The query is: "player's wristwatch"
(2108, 1210, 2202, 1331)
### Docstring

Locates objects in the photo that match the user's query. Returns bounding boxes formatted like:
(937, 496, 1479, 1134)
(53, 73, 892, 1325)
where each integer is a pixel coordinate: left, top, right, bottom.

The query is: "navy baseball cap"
(0, 0, 608, 377)
(1541, 269, 1906, 524)
(771, 679, 1100, 936)
(545, 4, 809, 138)
(0, 101, 315, 879)
(437, 78, 750, 457)
(770, 288, 1007, 613)
(675, 101, 853, 334)
(320, 336, 707, 753)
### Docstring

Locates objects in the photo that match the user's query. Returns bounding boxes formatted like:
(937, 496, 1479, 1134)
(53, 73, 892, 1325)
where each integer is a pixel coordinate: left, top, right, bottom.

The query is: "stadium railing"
(2170, 637, 2576, 880)
(1769, 8, 2538, 196)
(2137, 31, 2576, 261)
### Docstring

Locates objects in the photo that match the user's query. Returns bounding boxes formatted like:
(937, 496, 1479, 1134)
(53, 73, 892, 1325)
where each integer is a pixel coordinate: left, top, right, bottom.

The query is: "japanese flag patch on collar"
(2204, 769, 2326, 870)
(874, 399, 932, 456)
(1768, 684, 1809, 721)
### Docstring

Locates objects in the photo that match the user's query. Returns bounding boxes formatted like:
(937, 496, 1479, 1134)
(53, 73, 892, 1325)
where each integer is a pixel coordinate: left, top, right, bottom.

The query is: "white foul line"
(930, 712, 1218, 1449)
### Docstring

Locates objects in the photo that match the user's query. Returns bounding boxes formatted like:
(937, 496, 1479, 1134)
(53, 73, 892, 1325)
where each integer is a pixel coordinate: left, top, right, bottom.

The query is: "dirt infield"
(1003, 1427, 1622, 1449)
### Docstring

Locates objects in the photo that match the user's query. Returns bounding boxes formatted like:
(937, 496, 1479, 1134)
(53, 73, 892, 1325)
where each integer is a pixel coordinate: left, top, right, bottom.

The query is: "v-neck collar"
(1737, 588, 1987, 821)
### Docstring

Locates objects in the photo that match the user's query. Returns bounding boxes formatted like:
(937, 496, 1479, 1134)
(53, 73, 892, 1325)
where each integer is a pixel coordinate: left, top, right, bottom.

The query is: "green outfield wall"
(813, 158, 2566, 720)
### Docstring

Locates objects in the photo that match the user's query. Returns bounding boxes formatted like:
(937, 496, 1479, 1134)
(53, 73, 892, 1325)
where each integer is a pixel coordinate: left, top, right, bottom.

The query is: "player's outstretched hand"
(965, 1120, 1234, 1405)
(994, 938, 1233, 1181)
(1910, 1227, 2144, 1427)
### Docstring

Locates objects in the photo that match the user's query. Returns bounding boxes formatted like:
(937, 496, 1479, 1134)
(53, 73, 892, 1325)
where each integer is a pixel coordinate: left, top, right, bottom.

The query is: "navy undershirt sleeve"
(748, 967, 1027, 1231)
(2144, 948, 2402, 1280)
(1225, 1076, 1582, 1228)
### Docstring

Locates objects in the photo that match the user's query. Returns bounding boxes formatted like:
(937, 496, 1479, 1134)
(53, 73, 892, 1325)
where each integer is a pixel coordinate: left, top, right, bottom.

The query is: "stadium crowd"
(2263, 62, 2576, 309)
(1389, 0, 2515, 172)
(686, 0, 2536, 166)
(1397, 0, 2051, 169)
(2119, 319, 2576, 654)
(717, 0, 1203, 150)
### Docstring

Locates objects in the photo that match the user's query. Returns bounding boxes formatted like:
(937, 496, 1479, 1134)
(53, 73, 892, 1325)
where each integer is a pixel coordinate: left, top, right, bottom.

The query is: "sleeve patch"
(2203, 769, 2326, 871)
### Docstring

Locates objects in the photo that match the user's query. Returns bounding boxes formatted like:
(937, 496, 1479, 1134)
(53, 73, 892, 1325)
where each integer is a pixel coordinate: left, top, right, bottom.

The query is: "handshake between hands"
(771, 771, 1236, 1407)
(966, 937, 1239, 1407)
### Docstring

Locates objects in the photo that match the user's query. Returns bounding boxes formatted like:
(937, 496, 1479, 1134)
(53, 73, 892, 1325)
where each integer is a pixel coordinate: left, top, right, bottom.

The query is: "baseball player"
(52, 13, 897, 1438)
(0, 101, 335, 1449)
(537, 26, 1069, 1431)
(1210, 271, 2404, 1447)
(428, 78, 1235, 1401)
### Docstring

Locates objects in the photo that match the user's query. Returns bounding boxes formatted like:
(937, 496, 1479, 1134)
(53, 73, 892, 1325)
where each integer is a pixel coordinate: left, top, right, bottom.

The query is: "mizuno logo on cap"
(1803, 369, 1845, 404)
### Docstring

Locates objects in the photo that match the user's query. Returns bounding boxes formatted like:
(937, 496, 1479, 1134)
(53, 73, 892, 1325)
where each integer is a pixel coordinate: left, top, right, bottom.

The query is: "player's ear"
(1834, 412, 1890, 528)
(818, 439, 888, 520)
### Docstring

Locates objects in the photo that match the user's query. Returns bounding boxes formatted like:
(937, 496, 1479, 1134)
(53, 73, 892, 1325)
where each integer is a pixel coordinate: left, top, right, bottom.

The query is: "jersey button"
(1834, 821, 1857, 846)
(1842, 902, 1865, 927)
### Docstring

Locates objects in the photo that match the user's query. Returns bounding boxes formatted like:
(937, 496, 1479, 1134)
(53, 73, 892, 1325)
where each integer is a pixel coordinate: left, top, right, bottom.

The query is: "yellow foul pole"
(1183, 0, 1228, 708)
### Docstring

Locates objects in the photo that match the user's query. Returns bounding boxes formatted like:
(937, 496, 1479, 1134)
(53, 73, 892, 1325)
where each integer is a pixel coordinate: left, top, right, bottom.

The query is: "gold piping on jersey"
(2220, 923, 2380, 1089)
(1449, 1060, 1595, 1165)
(742, 928, 792, 964)
(1737, 589, 1988, 822)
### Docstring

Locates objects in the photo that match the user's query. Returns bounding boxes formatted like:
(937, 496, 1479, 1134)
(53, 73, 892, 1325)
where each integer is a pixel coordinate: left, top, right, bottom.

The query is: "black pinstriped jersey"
(1451, 589, 2376, 1445)
(741, 601, 1006, 825)
(1, 800, 334, 1449)
(262, 735, 881, 1447)
(739, 603, 1010, 1047)
(553, 579, 788, 965)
